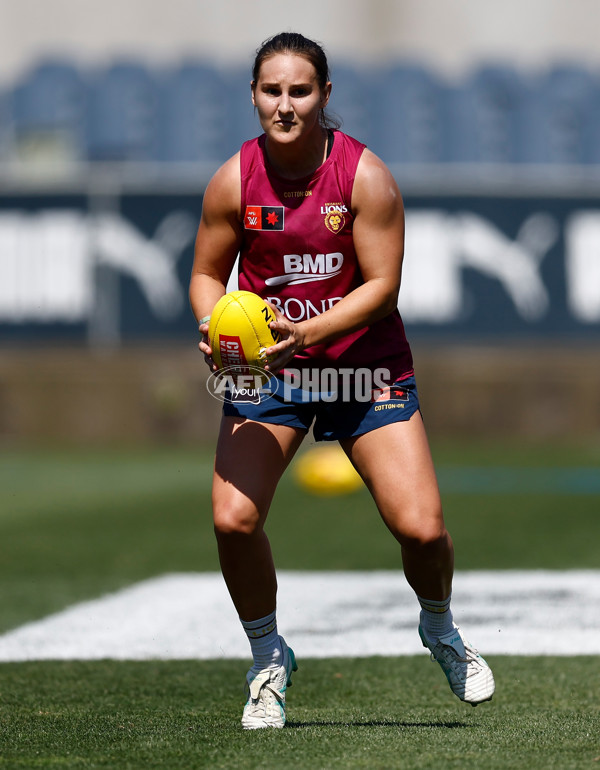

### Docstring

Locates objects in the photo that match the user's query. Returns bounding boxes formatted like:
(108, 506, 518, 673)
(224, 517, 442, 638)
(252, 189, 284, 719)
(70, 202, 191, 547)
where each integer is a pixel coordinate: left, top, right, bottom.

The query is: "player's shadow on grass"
(286, 720, 470, 729)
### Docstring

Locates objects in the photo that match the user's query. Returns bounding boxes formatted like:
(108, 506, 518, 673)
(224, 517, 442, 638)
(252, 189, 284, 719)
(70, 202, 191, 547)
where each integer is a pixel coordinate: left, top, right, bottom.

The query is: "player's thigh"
(212, 416, 306, 533)
(339, 412, 444, 542)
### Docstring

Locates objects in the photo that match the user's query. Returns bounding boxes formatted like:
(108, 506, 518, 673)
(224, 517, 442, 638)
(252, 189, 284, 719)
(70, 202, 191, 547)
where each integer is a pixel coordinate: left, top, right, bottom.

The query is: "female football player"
(189, 31, 494, 729)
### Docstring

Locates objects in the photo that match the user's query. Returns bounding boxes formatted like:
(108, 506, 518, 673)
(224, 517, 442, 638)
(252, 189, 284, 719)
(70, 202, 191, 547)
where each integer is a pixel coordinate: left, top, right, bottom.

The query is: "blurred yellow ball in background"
(292, 445, 363, 496)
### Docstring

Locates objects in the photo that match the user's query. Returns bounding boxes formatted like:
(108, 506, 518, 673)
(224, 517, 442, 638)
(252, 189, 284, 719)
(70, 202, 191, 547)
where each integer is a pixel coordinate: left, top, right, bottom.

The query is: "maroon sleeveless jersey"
(238, 130, 413, 381)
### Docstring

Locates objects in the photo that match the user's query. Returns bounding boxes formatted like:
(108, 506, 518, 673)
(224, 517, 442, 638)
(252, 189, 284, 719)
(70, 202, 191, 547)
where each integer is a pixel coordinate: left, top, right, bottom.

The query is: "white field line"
(0, 570, 598, 662)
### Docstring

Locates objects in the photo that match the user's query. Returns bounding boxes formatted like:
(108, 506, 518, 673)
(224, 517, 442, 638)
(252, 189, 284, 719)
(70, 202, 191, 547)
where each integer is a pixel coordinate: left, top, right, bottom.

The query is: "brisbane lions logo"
(322, 203, 347, 234)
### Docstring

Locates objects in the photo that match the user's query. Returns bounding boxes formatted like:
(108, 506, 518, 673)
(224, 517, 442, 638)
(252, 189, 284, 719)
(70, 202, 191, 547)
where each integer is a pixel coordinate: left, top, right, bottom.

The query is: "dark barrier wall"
(1, 344, 598, 444)
(1, 187, 600, 343)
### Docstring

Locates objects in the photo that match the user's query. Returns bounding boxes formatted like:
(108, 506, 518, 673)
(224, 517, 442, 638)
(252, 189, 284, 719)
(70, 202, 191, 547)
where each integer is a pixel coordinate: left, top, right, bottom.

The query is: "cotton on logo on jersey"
(265, 252, 344, 287)
(244, 206, 284, 231)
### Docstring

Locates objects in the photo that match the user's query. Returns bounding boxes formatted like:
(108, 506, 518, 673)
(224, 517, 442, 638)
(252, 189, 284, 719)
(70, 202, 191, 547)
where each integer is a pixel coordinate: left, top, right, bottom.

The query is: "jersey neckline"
(257, 130, 340, 187)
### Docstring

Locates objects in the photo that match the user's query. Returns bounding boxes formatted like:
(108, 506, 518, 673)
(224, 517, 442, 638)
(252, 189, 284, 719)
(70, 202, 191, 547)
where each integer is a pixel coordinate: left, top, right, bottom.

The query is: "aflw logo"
(244, 206, 284, 231)
(265, 252, 344, 287)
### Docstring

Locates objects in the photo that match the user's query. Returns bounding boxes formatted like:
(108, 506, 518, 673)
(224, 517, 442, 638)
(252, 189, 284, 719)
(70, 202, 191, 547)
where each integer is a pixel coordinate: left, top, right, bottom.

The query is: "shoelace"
(246, 671, 285, 707)
(431, 642, 482, 680)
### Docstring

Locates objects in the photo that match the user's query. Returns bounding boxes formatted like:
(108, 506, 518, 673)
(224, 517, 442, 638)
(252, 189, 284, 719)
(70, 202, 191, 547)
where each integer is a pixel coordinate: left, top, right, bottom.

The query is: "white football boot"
(241, 638, 298, 729)
(419, 624, 495, 706)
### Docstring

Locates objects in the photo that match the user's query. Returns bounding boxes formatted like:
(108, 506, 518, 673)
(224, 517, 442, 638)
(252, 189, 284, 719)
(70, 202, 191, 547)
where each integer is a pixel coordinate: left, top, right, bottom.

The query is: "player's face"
(252, 53, 331, 145)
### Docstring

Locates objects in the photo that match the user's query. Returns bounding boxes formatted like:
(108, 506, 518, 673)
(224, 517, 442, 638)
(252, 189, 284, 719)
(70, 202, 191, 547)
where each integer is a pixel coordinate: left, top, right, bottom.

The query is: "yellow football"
(293, 445, 363, 496)
(208, 291, 280, 372)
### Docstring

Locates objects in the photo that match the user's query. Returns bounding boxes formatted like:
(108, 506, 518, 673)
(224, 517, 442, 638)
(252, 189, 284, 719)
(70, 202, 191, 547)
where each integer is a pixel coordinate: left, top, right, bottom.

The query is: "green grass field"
(1, 439, 599, 768)
(1, 657, 599, 769)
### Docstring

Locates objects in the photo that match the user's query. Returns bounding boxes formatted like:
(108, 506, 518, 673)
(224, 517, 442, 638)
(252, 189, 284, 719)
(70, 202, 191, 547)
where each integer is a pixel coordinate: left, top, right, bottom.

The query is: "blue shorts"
(222, 373, 420, 442)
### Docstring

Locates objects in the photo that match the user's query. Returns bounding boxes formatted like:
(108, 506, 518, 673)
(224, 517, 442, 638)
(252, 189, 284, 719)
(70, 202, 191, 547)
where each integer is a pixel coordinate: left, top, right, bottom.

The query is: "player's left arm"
(266, 150, 404, 370)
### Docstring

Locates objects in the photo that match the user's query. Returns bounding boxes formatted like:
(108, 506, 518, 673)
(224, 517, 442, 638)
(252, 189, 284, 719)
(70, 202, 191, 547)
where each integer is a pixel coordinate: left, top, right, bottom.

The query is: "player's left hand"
(263, 303, 305, 374)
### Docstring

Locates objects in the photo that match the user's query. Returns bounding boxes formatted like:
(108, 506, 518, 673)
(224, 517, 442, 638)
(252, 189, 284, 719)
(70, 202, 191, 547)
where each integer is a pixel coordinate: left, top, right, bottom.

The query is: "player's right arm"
(189, 153, 243, 365)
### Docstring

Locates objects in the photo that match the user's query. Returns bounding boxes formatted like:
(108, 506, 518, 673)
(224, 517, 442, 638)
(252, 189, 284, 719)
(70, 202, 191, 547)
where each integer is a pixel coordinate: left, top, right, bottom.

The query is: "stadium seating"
(586, 78, 600, 165)
(369, 62, 447, 164)
(443, 64, 531, 164)
(326, 64, 374, 148)
(85, 61, 159, 161)
(157, 61, 229, 163)
(2, 57, 600, 167)
(0, 89, 10, 160)
(520, 64, 600, 164)
(10, 59, 87, 161)
(222, 65, 262, 154)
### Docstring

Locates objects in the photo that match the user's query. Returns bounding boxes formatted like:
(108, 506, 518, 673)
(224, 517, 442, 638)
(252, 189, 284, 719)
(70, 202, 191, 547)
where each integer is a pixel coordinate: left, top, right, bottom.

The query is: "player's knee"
(413, 527, 450, 554)
(213, 502, 261, 539)
(398, 514, 449, 554)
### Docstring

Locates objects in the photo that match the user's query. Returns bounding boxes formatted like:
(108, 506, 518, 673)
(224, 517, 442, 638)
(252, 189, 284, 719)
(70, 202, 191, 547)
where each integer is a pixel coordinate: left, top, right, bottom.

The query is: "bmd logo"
(265, 252, 344, 287)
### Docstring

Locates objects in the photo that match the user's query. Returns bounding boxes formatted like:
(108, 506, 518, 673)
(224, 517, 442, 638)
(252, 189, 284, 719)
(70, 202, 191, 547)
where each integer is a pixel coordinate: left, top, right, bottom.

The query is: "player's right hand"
(198, 322, 218, 371)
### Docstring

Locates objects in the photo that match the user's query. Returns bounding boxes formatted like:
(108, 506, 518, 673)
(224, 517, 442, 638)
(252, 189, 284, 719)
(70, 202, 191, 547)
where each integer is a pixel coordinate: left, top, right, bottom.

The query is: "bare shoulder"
(202, 152, 242, 222)
(352, 148, 403, 218)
